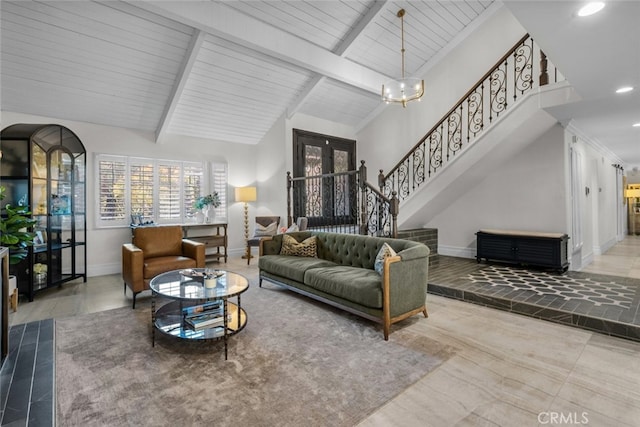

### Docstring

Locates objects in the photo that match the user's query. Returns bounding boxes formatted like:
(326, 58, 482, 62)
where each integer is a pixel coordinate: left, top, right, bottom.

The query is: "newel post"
(539, 50, 549, 86)
(358, 160, 367, 189)
(286, 171, 292, 227)
(359, 161, 368, 235)
(390, 191, 399, 238)
(378, 169, 385, 193)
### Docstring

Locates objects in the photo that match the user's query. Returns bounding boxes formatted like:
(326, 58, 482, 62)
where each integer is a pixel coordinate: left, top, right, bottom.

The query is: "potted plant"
(193, 192, 221, 223)
(0, 186, 36, 265)
(33, 263, 48, 285)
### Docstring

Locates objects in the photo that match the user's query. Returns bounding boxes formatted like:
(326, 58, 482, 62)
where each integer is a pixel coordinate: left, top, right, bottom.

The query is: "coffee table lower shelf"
(152, 300, 247, 358)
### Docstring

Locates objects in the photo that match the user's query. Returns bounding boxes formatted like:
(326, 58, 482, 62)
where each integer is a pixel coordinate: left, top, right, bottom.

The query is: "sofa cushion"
(259, 255, 337, 283)
(144, 256, 197, 279)
(374, 243, 397, 275)
(280, 235, 317, 257)
(304, 266, 383, 309)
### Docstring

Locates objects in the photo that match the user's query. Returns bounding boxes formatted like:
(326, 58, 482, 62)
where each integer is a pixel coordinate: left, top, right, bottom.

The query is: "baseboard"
(593, 237, 617, 256)
(88, 263, 121, 277)
(437, 245, 475, 259)
(581, 252, 594, 269)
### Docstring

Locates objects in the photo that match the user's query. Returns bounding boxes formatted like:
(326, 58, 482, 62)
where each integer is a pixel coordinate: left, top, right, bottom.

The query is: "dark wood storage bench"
(476, 229, 569, 272)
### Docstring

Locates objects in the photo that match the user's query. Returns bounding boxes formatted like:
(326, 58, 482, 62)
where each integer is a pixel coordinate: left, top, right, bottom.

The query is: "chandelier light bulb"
(380, 9, 424, 108)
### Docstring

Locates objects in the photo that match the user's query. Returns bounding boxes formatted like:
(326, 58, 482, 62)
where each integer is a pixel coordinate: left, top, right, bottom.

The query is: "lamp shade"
(625, 188, 640, 198)
(235, 186, 257, 202)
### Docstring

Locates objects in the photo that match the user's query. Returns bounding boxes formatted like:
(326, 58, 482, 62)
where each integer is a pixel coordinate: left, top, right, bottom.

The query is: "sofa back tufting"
(265, 231, 428, 270)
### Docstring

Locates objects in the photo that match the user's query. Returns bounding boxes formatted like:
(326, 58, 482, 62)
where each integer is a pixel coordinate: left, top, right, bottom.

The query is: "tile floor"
(2, 235, 640, 426)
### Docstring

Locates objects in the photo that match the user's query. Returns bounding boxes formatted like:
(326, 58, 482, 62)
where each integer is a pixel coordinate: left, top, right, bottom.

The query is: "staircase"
(377, 34, 576, 235)
(286, 34, 577, 248)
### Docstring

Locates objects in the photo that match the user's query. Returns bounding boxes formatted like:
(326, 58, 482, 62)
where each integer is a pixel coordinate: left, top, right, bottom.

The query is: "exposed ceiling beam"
(286, 0, 388, 118)
(335, 0, 388, 57)
(128, 0, 389, 95)
(155, 29, 205, 143)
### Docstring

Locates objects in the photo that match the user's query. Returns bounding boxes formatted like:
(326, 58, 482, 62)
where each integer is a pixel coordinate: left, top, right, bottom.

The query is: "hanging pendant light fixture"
(381, 9, 424, 108)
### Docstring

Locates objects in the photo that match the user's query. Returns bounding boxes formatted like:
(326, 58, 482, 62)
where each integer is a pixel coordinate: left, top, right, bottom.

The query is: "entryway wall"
(566, 127, 624, 271)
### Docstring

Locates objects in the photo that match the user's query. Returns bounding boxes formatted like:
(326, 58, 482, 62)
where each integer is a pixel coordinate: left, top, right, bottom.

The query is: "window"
(97, 155, 126, 225)
(95, 154, 227, 228)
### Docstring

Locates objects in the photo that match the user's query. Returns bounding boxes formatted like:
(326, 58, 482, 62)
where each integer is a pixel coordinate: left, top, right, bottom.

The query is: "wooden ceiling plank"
(128, 0, 388, 94)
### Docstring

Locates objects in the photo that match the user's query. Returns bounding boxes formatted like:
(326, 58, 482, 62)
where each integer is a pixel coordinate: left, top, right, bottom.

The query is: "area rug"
(56, 283, 452, 426)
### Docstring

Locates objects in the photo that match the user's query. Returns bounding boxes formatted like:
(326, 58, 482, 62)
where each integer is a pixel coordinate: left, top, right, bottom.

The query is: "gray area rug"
(56, 283, 452, 426)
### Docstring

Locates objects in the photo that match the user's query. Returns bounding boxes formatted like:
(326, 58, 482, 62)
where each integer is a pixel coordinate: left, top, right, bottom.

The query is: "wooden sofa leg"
(423, 307, 429, 318)
(383, 317, 390, 341)
(132, 292, 138, 309)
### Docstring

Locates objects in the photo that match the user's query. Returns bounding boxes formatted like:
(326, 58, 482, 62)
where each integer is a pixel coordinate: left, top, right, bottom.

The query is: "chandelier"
(381, 9, 424, 107)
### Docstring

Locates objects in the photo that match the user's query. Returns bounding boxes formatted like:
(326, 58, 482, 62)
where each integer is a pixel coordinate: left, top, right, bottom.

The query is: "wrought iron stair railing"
(379, 34, 562, 202)
(287, 161, 399, 237)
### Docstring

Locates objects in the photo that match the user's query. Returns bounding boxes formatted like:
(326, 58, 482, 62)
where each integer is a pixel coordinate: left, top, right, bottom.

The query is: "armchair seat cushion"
(144, 256, 198, 279)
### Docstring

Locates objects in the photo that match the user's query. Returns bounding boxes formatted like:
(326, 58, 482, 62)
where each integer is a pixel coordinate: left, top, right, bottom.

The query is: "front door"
(292, 129, 356, 227)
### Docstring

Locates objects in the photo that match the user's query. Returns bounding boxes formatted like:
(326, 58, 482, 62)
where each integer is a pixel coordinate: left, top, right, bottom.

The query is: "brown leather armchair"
(122, 225, 205, 308)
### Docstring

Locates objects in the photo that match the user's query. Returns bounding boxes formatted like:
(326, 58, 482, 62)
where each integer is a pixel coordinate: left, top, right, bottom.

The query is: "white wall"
(357, 6, 527, 178)
(256, 112, 357, 227)
(566, 130, 623, 268)
(425, 124, 567, 257)
(1, 111, 259, 276)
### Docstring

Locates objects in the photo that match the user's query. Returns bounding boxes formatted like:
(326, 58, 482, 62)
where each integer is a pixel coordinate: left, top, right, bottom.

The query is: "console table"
(476, 229, 569, 272)
(182, 223, 228, 263)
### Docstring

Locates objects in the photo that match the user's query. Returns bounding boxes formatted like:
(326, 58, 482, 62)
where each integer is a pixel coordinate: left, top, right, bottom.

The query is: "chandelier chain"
(399, 9, 406, 79)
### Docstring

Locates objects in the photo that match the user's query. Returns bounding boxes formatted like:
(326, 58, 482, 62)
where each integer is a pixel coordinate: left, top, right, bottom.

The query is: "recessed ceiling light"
(616, 86, 634, 94)
(633, 123, 640, 127)
(578, 2, 605, 17)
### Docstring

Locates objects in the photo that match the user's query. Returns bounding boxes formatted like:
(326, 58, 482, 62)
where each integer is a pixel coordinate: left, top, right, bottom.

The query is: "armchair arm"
(182, 239, 205, 267)
(122, 243, 144, 292)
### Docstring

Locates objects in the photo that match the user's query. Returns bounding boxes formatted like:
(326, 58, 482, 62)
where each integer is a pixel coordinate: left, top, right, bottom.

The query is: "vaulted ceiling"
(1, 1, 639, 168)
(0, 0, 494, 144)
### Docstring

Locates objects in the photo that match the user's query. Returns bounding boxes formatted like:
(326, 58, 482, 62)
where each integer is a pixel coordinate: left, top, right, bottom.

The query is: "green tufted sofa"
(258, 231, 430, 340)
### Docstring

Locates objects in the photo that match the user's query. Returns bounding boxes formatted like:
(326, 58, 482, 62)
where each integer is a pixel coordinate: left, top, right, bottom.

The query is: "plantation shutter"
(157, 161, 182, 221)
(97, 155, 126, 227)
(184, 162, 204, 219)
(210, 161, 227, 219)
(95, 155, 226, 227)
(129, 158, 155, 221)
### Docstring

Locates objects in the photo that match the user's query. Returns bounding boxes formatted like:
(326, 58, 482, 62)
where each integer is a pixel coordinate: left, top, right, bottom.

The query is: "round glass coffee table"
(149, 268, 249, 360)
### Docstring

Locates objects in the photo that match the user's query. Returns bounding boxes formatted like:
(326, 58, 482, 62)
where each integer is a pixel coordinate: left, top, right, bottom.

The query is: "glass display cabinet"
(0, 124, 86, 301)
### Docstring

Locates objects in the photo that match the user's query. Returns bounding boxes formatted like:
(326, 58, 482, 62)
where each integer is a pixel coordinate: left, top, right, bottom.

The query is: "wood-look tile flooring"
(2, 236, 640, 426)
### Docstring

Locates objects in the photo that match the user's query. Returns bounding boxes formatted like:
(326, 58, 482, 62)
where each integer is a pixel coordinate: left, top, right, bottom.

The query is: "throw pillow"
(253, 221, 278, 238)
(374, 243, 397, 275)
(280, 234, 317, 257)
(285, 224, 299, 233)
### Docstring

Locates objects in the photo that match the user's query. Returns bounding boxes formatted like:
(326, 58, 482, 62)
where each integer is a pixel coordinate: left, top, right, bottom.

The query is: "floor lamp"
(235, 186, 257, 259)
